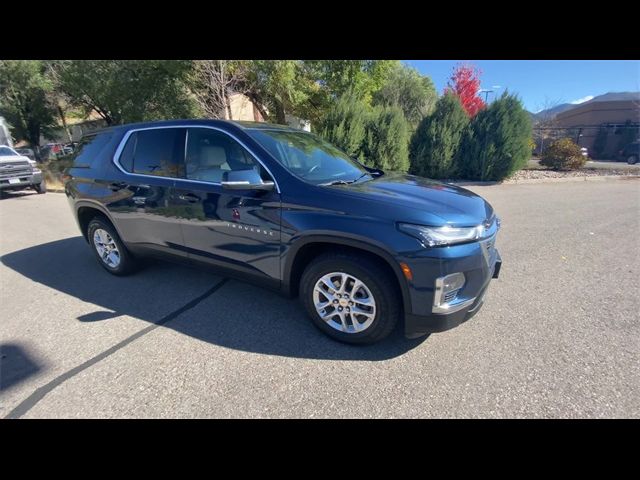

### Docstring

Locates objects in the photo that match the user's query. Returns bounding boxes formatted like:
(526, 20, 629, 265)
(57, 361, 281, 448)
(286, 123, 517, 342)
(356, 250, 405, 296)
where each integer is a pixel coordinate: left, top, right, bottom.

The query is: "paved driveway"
(1, 179, 639, 418)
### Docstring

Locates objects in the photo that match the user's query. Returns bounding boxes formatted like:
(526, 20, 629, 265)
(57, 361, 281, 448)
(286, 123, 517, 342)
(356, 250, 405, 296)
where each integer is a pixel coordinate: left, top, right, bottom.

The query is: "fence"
(533, 124, 640, 159)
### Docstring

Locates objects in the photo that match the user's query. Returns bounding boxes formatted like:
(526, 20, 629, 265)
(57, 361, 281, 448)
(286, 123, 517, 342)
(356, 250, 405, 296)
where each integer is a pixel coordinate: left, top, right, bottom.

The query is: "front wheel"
(33, 178, 47, 194)
(300, 252, 400, 344)
(627, 155, 638, 165)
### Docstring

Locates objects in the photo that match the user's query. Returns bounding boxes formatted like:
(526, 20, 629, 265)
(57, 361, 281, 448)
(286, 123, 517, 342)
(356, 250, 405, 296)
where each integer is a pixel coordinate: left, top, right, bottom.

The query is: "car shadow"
(1, 237, 428, 361)
(0, 190, 37, 200)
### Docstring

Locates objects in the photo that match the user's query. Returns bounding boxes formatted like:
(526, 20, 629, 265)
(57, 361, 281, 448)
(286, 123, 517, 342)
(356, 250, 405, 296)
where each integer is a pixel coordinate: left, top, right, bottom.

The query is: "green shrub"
(409, 93, 468, 179)
(363, 104, 410, 172)
(319, 93, 370, 162)
(457, 93, 532, 181)
(540, 138, 586, 170)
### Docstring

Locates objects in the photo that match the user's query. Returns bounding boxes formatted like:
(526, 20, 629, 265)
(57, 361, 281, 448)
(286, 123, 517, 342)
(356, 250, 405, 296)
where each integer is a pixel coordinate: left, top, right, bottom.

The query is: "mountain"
(582, 91, 640, 103)
(531, 91, 639, 123)
(532, 103, 575, 120)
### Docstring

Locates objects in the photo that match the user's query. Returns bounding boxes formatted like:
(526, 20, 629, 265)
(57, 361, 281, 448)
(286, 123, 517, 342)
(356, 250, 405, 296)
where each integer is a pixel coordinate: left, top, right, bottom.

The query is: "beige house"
(228, 93, 265, 122)
(228, 93, 311, 131)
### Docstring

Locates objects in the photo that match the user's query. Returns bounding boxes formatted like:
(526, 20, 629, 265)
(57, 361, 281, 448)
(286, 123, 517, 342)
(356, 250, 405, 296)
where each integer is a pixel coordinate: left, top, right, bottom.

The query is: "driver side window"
(185, 128, 270, 183)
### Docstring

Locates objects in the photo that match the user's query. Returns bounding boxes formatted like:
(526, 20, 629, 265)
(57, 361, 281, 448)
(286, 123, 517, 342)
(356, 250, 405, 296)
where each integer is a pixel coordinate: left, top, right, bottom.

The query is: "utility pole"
(479, 89, 493, 103)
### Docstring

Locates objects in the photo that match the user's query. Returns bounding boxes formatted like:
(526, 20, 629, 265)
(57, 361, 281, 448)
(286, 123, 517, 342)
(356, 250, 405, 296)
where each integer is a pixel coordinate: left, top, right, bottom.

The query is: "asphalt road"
(1, 179, 639, 418)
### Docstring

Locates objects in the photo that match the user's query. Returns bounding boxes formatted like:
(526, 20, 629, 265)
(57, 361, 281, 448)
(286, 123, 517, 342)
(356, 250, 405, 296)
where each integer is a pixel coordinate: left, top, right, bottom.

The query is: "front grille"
(0, 168, 32, 179)
(0, 162, 33, 179)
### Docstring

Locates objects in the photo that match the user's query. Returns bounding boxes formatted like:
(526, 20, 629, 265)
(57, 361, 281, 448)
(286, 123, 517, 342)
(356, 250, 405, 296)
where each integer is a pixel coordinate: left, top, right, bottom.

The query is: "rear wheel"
(300, 252, 400, 344)
(627, 155, 638, 165)
(87, 217, 138, 275)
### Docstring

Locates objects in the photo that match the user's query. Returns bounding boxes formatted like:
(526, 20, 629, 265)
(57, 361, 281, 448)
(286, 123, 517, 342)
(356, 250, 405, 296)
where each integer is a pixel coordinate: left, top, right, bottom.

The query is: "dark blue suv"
(64, 119, 502, 344)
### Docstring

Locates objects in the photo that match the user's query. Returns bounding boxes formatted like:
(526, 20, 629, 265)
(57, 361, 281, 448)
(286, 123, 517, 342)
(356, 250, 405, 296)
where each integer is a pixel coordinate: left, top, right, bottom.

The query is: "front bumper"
(0, 171, 42, 191)
(401, 241, 501, 338)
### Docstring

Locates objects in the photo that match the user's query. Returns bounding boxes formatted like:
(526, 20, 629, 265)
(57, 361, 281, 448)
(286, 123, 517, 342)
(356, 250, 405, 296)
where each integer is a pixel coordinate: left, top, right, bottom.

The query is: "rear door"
(95, 127, 188, 258)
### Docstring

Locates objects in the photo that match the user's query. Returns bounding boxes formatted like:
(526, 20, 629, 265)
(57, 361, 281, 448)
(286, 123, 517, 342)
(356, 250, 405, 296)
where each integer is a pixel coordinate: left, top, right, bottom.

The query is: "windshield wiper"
(319, 179, 352, 186)
(351, 172, 372, 183)
(320, 172, 374, 187)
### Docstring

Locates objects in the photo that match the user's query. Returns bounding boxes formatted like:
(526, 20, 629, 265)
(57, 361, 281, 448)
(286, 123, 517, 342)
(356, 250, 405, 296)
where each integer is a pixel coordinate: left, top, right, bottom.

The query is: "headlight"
(398, 223, 485, 247)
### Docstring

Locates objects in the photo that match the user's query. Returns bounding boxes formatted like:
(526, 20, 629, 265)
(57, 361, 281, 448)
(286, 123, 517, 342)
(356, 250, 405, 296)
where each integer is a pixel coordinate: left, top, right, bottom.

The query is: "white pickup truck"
(0, 145, 46, 195)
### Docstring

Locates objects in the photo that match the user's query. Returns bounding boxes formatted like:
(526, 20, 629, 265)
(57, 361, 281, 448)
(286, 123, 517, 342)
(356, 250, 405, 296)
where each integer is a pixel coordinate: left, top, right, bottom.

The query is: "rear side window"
(72, 132, 113, 167)
(118, 128, 185, 178)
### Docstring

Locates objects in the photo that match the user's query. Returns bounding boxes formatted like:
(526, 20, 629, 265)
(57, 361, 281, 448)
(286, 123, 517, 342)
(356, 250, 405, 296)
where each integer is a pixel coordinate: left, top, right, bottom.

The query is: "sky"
(404, 60, 640, 112)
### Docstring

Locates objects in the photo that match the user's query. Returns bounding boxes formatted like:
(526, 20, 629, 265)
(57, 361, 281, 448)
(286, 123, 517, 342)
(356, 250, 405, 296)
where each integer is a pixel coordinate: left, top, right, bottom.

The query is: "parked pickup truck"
(0, 145, 47, 195)
(64, 120, 502, 345)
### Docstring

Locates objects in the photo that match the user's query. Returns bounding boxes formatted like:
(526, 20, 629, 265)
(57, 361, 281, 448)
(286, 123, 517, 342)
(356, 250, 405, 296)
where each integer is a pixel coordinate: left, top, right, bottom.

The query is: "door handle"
(179, 193, 200, 203)
(109, 182, 127, 191)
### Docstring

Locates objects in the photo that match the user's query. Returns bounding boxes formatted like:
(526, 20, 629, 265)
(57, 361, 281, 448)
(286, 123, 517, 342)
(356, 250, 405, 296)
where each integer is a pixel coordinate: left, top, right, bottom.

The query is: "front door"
(173, 127, 281, 282)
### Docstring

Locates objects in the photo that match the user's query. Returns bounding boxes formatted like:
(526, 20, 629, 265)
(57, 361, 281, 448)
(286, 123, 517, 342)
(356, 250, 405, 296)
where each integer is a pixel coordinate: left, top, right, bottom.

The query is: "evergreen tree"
(458, 92, 532, 181)
(363, 105, 410, 172)
(319, 93, 371, 161)
(409, 93, 468, 178)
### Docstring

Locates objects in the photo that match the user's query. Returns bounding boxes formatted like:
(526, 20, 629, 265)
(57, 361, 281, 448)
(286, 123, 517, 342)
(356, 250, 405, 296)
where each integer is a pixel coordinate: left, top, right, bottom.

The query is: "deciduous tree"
(50, 60, 196, 125)
(373, 64, 437, 126)
(445, 63, 485, 117)
(0, 60, 58, 148)
(189, 60, 248, 120)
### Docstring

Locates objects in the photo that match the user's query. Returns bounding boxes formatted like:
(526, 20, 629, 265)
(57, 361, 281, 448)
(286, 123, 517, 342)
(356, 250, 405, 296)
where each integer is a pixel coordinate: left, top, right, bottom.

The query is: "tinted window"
(185, 128, 269, 183)
(121, 128, 186, 178)
(118, 132, 136, 172)
(72, 132, 113, 167)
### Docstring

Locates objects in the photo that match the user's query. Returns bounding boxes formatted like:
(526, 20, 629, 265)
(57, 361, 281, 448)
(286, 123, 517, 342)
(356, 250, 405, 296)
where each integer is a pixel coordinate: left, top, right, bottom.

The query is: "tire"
(300, 252, 400, 345)
(87, 217, 138, 276)
(627, 155, 638, 165)
(33, 178, 47, 194)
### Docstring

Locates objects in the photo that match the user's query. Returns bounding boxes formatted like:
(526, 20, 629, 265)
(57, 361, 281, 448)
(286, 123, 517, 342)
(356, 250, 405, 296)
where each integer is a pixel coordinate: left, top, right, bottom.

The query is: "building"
(228, 93, 265, 122)
(555, 97, 640, 157)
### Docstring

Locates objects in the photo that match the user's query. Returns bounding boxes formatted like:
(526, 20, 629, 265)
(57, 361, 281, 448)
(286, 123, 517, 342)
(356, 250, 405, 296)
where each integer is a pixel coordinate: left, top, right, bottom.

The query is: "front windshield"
(0, 146, 18, 156)
(247, 129, 372, 185)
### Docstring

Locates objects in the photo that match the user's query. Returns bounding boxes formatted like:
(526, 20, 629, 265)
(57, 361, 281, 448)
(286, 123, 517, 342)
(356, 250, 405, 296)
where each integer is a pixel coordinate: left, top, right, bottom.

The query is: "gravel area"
(507, 168, 640, 181)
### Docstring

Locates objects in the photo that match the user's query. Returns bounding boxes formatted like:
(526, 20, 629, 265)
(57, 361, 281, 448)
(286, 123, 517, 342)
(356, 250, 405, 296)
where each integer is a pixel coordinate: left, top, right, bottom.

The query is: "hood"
(335, 173, 494, 227)
(0, 154, 31, 165)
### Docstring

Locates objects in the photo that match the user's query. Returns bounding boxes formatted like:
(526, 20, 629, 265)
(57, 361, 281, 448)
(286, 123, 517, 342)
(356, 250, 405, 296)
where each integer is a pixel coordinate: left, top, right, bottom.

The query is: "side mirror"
(221, 169, 275, 191)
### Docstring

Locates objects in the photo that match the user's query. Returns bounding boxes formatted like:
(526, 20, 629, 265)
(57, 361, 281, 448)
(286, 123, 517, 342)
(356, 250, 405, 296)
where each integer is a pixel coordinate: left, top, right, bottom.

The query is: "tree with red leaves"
(445, 63, 485, 117)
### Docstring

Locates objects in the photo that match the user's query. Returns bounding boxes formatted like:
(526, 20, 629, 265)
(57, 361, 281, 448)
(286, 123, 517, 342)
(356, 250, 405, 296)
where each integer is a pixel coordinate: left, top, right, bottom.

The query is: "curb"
(46, 188, 65, 193)
(449, 175, 640, 186)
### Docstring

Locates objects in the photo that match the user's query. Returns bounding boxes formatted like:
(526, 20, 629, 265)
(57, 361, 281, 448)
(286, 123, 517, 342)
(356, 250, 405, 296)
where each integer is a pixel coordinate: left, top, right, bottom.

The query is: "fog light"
(433, 272, 466, 313)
